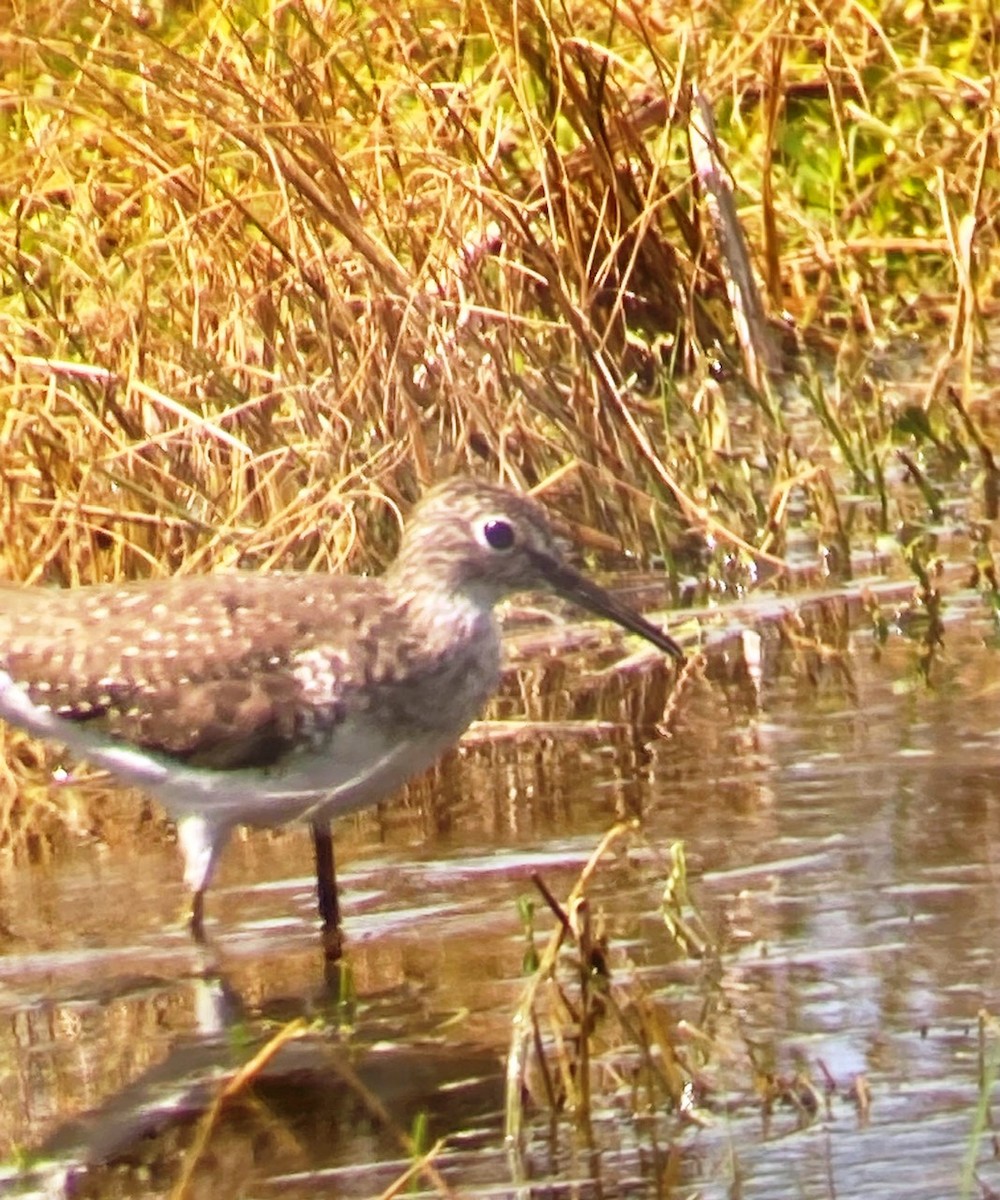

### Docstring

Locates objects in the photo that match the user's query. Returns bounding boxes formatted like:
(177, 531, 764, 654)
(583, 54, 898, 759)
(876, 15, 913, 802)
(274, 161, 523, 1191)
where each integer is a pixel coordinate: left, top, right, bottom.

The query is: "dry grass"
(3, 0, 996, 552)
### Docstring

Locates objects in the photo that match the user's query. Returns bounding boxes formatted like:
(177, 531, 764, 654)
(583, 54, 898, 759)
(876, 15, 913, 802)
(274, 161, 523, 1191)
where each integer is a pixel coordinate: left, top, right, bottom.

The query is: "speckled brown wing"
(0, 574, 397, 771)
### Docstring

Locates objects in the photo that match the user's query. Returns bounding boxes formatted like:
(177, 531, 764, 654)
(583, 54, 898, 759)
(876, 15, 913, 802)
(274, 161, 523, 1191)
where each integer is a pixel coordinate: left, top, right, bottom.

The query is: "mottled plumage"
(0, 573, 496, 769)
(0, 478, 682, 939)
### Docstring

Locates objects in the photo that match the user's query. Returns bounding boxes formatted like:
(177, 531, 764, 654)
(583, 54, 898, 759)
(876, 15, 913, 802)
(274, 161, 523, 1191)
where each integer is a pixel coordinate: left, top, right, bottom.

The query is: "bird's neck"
(388, 574, 498, 647)
(384, 549, 505, 621)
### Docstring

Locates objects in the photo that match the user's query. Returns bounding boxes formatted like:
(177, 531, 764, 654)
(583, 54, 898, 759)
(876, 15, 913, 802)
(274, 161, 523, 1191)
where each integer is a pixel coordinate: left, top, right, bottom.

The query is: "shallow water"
(2, 586, 1000, 1198)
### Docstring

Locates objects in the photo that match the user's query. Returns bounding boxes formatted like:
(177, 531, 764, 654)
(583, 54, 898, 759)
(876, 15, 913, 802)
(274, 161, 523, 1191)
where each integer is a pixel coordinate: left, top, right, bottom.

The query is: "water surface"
(1, 587, 999, 1198)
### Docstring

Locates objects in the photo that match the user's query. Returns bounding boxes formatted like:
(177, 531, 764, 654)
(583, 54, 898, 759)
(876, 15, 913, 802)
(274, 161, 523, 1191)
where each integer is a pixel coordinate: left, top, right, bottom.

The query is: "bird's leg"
(311, 818, 343, 960)
(190, 890, 207, 942)
(177, 814, 227, 942)
(312, 818, 339, 926)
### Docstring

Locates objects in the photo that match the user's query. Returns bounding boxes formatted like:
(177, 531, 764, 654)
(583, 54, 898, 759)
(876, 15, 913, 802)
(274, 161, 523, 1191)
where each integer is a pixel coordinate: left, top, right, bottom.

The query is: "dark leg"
(312, 818, 343, 959)
(190, 890, 207, 943)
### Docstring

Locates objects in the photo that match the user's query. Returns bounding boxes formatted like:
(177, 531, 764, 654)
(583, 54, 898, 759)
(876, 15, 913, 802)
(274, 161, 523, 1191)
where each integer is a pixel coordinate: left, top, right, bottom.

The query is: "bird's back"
(0, 572, 501, 780)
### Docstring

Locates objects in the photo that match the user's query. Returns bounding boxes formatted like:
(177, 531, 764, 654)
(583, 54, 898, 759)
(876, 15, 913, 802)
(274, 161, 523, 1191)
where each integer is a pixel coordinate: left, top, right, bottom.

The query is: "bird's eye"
(482, 517, 516, 552)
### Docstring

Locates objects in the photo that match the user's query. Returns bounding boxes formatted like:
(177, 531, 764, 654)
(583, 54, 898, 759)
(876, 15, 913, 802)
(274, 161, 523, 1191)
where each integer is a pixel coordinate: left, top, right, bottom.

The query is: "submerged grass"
(960, 1009, 1000, 1200)
(506, 821, 727, 1192)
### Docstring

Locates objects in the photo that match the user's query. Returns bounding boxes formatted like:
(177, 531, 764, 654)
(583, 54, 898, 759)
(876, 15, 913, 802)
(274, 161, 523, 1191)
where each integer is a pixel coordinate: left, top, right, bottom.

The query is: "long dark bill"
(535, 554, 684, 660)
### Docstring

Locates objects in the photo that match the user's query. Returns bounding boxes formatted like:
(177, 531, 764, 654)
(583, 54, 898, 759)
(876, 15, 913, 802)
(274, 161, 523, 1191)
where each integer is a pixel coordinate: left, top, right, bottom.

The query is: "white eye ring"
(477, 516, 517, 553)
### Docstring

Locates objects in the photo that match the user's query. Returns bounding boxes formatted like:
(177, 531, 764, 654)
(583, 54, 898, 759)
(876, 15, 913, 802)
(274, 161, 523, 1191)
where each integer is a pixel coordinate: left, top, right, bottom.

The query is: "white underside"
(0, 667, 466, 896)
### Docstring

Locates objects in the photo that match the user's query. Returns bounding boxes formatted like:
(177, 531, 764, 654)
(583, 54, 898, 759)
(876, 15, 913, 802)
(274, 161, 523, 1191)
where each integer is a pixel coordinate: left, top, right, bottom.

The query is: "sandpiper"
(0, 478, 682, 940)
